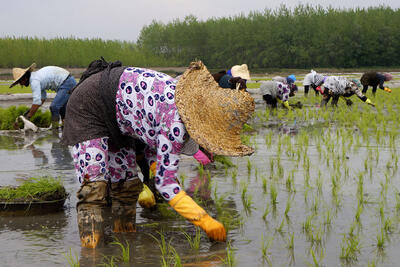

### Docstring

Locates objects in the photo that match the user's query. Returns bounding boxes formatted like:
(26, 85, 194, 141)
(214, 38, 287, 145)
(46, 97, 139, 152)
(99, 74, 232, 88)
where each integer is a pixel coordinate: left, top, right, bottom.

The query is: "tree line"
(137, 5, 400, 69)
(0, 5, 398, 69)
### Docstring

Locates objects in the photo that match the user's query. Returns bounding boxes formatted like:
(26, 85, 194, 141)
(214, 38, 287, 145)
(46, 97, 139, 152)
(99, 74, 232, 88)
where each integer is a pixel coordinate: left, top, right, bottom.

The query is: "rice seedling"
(285, 172, 294, 193)
(64, 248, 79, 267)
(148, 231, 171, 264)
(262, 175, 268, 194)
(286, 232, 294, 251)
(110, 239, 130, 262)
(179, 173, 186, 187)
(316, 170, 323, 195)
(309, 247, 324, 267)
(383, 217, 394, 234)
(168, 246, 182, 267)
(197, 164, 204, 177)
(241, 182, 254, 214)
(182, 227, 201, 251)
(303, 214, 314, 234)
(247, 158, 252, 175)
(265, 132, 273, 148)
(0, 176, 66, 202)
(269, 158, 274, 176)
(311, 195, 320, 215)
(261, 235, 273, 266)
(263, 203, 271, 222)
(340, 234, 361, 262)
(270, 181, 278, 207)
(99, 255, 118, 267)
(221, 242, 236, 267)
(276, 217, 285, 234)
(324, 210, 332, 226)
(376, 228, 386, 250)
(355, 202, 363, 224)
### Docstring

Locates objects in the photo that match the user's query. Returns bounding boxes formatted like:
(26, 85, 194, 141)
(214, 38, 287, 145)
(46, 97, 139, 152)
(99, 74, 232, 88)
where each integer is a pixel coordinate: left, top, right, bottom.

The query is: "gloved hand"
(169, 191, 226, 241)
(138, 184, 156, 209)
(365, 98, 375, 106)
(384, 87, 392, 93)
(316, 86, 324, 94)
(193, 150, 212, 165)
(283, 101, 291, 110)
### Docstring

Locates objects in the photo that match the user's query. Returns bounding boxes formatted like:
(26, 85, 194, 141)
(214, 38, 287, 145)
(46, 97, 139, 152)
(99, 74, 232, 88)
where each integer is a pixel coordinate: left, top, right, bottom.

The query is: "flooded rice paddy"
(1, 72, 400, 266)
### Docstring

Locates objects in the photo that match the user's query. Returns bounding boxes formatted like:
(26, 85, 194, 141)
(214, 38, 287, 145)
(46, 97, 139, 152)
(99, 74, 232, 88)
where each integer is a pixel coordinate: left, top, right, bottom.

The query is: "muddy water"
(0, 130, 231, 266)
(1, 73, 400, 266)
(1, 122, 400, 267)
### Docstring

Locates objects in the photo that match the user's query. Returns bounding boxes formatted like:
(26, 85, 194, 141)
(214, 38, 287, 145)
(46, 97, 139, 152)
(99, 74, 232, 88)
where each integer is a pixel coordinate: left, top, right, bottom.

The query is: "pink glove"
(193, 150, 212, 165)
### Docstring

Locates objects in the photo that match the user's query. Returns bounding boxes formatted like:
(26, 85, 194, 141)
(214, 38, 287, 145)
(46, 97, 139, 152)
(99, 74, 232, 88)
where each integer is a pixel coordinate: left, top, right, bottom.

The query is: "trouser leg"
(331, 95, 339, 107)
(263, 94, 277, 108)
(304, 85, 309, 96)
(362, 85, 368, 94)
(320, 94, 331, 107)
(76, 181, 108, 248)
(72, 137, 110, 248)
(372, 86, 377, 96)
(312, 85, 319, 95)
(107, 146, 142, 232)
(110, 179, 143, 233)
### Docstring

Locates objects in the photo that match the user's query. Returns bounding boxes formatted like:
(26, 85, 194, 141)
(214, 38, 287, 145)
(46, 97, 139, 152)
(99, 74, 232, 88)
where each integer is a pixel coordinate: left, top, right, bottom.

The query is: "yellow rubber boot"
(169, 191, 226, 241)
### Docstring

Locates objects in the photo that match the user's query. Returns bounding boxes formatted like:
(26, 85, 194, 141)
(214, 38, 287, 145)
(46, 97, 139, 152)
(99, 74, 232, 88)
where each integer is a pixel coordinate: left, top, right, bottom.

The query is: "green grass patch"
(0, 176, 66, 202)
(0, 84, 32, 94)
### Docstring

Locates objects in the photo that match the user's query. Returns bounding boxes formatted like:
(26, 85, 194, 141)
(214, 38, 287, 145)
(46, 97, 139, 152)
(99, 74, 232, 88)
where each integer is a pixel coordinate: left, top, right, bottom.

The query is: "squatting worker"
(360, 71, 393, 95)
(212, 64, 251, 90)
(61, 60, 255, 248)
(9, 63, 77, 128)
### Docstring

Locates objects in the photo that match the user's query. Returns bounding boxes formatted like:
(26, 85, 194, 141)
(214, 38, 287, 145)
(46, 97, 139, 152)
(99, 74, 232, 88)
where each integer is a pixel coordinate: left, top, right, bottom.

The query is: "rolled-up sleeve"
(30, 79, 43, 105)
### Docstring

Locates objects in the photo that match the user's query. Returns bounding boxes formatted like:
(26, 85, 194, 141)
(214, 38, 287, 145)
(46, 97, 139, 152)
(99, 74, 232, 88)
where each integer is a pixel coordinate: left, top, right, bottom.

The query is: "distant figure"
(260, 81, 298, 109)
(303, 70, 325, 96)
(272, 74, 296, 86)
(320, 76, 375, 107)
(9, 63, 76, 128)
(212, 64, 251, 90)
(360, 71, 392, 95)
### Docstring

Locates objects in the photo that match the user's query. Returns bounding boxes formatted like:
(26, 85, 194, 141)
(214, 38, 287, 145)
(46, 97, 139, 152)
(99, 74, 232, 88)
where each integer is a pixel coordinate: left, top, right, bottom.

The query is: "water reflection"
(49, 131, 73, 169)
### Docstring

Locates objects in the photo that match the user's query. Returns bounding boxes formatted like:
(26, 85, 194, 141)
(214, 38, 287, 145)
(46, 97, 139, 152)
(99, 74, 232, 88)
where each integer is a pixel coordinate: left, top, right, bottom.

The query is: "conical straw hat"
(175, 60, 255, 156)
(231, 64, 251, 80)
(9, 63, 36, 88)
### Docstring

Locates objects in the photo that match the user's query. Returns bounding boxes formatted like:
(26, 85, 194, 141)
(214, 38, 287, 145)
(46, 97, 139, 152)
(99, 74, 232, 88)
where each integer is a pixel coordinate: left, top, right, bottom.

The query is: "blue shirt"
(30, 66, 69, 105)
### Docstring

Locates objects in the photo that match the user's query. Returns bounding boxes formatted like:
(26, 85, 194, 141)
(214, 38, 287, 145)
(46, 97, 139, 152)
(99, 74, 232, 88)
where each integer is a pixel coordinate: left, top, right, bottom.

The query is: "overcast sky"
(1, 0, 398, 42)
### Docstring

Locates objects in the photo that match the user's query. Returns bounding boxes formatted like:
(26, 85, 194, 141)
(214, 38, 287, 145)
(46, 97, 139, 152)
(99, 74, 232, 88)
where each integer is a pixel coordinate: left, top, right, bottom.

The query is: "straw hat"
(231, 64, 251, 80)
(9, 63, 36, 88)
(176, 60, 255, 156)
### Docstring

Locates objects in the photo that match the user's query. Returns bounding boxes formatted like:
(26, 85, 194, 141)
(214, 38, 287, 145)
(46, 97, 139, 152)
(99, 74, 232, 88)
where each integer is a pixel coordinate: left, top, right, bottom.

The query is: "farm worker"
(303, 70, 325, 96)
(320, 76, 375, 107)
(360, 71, 393, 95)
(212, 64, 251, 90)
(260, 80, 297, 109)
(61, 59, 255, 248)
(9, 63, 77, 128)
(272, 74, 296, 85)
